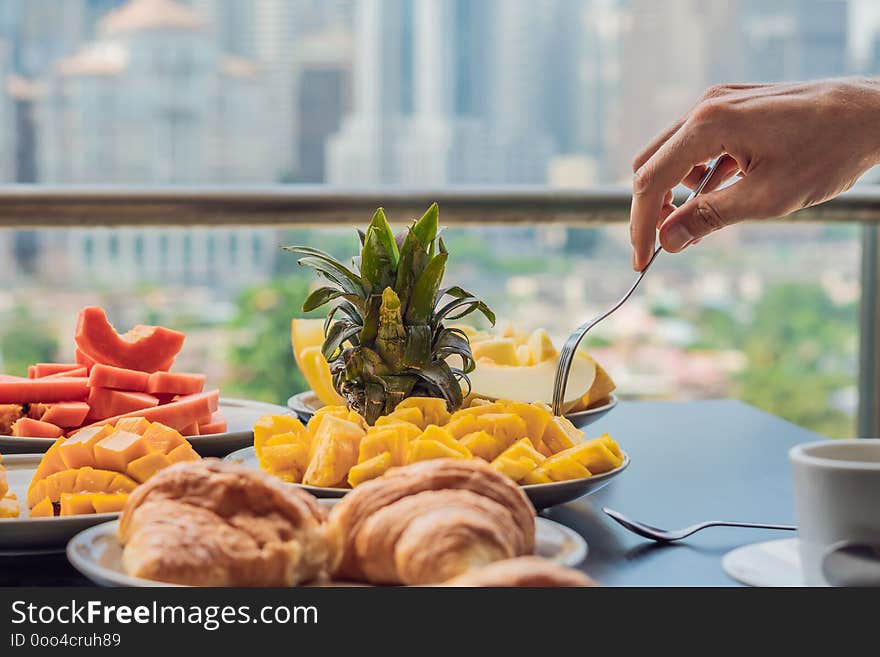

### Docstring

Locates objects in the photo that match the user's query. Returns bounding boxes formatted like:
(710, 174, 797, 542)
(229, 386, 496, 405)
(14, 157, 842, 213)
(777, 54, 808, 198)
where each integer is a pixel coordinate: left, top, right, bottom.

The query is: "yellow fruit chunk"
(395, 397, 450, 427)
(459, 430, 503, 461)
(450, 403, 504, 421)
(26, 480, 47, 508)
(348, 451, 393, 487)
(0, 459, 7, 499)
(74, 467, 117, 493)
(91, 493, 129, 514)
(541, 416, 584, 453)
(114, 417, 151, 435)
(471, 337, 519, 365)
(141, 423, 186, 455)
(408, 439, 468, 464)
(559, 436, 623, 474)
(292, 319, 344, 406)
(109, 473, 138, 493)
(29, 437, 67, 486)
(261, 443, 310, 483)
(600, 434, 622, 459)
(521, 469, 553, 485)
(475, 413, 527, 448)
(254, 414, 307, 451)
(515, 344, 534, 366)
(582, 358, 616, 407)
(501, 402, 551, 445)
(416, 425, 471, 458)
(167, 443, 200, 464)
(127, 451, 172, 484)
(29, 496, 53, 517)
(536, 453, 592, 482)
(359, 429, 408, 466)
(44, 469, 79, 503)
(0, 491, 19, 518)
(387, 406, 424, 429)
(372, 417, 422, 440)
(527, 328, 558, 363)
(490, 438, 546, 482)
(302, 414, 364, 487)
(445, 414, 480, 439)
(58, 424, 113, 470)
(93, 431, 150, 473)
(59, 493, 95, 516)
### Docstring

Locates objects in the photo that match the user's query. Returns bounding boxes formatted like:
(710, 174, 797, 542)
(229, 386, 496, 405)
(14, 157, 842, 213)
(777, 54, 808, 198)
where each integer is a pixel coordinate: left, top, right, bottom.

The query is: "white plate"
(225, 445, 629, 510)
(0, 397, 293, 457)
(287, 391, 618, 430)
(722, 538, 803, 587)
(0, 454, 119, 555)
(66, 509, 588, 587)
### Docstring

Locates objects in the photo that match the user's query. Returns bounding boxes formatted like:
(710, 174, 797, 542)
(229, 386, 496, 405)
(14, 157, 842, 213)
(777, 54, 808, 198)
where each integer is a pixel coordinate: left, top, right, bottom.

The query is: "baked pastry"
(119, 459, 337, 586)
(328, 458, 535, 584)
(443, 556, 598, 587)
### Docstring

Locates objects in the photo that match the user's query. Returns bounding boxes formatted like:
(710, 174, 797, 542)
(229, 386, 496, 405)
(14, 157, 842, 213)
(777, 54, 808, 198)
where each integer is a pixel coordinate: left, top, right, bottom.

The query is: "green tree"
(224, 276, 316, 405)
(0, 306, 58, 376)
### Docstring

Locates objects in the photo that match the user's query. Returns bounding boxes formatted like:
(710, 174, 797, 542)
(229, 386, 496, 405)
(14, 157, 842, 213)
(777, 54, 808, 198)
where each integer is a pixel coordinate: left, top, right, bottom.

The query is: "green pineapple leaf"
(406, 251, 448, 325)
(412, 202, 439, 247)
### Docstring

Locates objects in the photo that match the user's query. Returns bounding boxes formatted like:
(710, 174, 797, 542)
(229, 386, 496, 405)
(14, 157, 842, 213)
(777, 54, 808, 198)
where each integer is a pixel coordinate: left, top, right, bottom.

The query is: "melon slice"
(74, 306, 185, 373)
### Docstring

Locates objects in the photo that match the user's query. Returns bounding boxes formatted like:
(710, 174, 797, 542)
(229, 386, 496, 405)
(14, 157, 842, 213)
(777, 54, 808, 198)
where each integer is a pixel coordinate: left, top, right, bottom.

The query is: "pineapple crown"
(284, 203, 495, 424)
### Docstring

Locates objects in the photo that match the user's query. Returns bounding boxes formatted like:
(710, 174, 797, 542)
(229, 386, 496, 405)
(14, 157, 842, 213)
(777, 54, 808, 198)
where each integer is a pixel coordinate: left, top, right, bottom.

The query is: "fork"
(603, 507, 796, 543)
(550, 157, 725, 415)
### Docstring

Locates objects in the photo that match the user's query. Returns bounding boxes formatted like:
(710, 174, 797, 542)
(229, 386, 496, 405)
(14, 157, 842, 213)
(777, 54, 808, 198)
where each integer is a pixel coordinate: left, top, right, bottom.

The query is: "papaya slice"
(75, 390, 219, 434)
(87, 364, 150, 392)
(146, 371, 206, 396)
(12, 417, 64, 438)
(0, 378, 89, 404)
(43, 367, 88, 379)
(87, 388, 158, 421)
(31, 363, 80, 378)
(197, 411, 227, 435)
(74, 349, 96, 370)
(40, 402, 90, 428)
(74, 306, 185, 373)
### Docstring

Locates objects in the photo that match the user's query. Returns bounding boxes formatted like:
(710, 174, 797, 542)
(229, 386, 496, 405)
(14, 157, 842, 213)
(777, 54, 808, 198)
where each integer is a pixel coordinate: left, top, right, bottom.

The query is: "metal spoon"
(822, 542, 880, 587)
(603, 507, 796, 543)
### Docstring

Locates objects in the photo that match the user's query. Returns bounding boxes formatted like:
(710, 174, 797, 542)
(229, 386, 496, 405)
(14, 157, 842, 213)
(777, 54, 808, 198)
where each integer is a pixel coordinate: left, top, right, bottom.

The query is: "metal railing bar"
(0, 184, 878, 228)
(859, 224, 880, 438)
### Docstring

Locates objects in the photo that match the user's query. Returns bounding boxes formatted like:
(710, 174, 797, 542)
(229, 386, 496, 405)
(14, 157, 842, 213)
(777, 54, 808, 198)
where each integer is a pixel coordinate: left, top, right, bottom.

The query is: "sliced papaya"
(43, 367, 88, 379)
(197, 411, 227, 435)
(11, 417, 64, 438)
(40, 402, 90, 428)
(87, 388, 158, 421)
(31, 363, 80, 378)
(74, 306, 185, 373)
(76, 390, 219, 434)
(146, 371, 206, 396)
(87, 364, 149, 392)
(0, 378, 89, 404)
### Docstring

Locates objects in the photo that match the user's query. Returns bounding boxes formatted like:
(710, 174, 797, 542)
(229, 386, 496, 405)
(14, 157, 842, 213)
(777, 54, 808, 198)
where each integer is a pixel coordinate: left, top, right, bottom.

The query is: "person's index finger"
(629, 120, 721, 269)
(631, 117, 686, 173)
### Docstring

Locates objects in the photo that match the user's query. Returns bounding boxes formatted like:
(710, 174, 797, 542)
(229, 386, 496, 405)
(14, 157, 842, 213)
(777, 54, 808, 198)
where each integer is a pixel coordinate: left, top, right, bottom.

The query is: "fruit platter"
(0, 306, 291, 457)
(233, 203, 629, 510)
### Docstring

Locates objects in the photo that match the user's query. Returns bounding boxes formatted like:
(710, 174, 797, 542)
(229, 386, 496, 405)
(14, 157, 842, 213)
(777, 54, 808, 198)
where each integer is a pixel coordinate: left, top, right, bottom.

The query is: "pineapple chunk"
(0, 491, 19, 518)
(395, 397, 450, 427)
(372, 417, 422, 440)
(348, 451, 393, 487)
(254, 414, 307, 451)
(408, 439, 468, 464)
(359, 429, 409, 466)
(260, 444, 309, 482)
(541, 416, 584, 453)
(500, 402, 551, 444)
(521, 469, 554, 485)
(558, 436, 623, 474)
(459, 430, 504, 461)
(387, 406, 424, 429)
(475, 413, 527, 449)
(450, 403, 505, 420)
(600, 433, 622, 459)
(490, 438, 546, 482)
(445, 414, 481, 439)
(536, 453, 592, 482)
(302, 414, 364, 487)
(415, 425, 471, 458)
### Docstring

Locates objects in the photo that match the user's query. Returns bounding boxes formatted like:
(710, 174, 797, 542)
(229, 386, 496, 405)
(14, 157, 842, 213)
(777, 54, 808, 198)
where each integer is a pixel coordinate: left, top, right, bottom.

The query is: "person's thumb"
(658, 176, 768, 252)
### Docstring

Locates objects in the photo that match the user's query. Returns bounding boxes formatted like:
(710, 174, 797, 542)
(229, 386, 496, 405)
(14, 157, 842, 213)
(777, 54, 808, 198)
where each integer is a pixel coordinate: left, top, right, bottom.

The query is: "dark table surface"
(1, 399, 825, 587)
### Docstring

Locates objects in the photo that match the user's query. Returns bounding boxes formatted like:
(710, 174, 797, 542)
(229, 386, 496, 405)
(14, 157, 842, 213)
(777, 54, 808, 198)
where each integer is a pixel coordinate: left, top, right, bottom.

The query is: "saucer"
(722, 538, 803, 587)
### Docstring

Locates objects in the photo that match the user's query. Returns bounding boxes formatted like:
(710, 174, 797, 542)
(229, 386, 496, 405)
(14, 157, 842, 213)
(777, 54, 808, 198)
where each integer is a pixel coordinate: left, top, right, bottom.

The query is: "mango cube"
(114, 417, 152, 435)
(347, 451, 393, 487)
(141, 423, 187, 455)
(44, 469, 78, 503)
(127, 451, 172, 484)
(58, 424, 113, 469)
(93, 431, 150, 473)
(92, 493, 129, 514)
(74, 467, 117, 493)
(109, 473, 138, 493)
(59, 493, 95, 516)
(167, 442, 200, 464)
(29, 496, 53, 517)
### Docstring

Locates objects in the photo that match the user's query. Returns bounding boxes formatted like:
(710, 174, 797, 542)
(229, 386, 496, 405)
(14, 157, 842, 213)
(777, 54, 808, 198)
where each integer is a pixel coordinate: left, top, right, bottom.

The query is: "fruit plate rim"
(287, 390, 619, 424)
(0, 397, 293, 456)
(65, 514, 588, 587)
(224, 445, 630, 508)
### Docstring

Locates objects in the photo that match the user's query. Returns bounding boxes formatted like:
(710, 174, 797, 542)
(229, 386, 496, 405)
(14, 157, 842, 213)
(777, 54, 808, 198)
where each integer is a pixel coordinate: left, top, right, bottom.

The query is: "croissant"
(119, 459, 337, 586)
(328, 458, 536, 584)
(444, 556, 599, 587)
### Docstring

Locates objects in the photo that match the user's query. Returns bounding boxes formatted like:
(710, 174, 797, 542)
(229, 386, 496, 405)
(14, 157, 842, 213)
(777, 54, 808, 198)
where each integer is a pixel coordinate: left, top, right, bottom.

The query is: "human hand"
(629, 78, 880, 270)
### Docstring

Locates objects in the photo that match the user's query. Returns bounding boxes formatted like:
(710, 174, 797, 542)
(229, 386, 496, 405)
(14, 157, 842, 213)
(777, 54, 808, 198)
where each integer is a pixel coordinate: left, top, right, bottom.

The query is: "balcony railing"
(1, 184, 878, 438)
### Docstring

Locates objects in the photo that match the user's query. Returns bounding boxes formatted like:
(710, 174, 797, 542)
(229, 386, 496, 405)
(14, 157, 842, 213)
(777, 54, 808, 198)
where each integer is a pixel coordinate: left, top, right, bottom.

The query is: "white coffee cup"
(790, 439, 880, 585)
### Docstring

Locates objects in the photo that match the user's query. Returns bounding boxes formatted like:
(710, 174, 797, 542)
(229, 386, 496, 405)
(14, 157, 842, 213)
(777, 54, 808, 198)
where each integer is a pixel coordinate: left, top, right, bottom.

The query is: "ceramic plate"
(0, 454, 119, 555)
(0, 397, 292, 457)
(287, 391, 617, 430)
(67, 509, 587, 587)
(225, 446, 629, 510)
